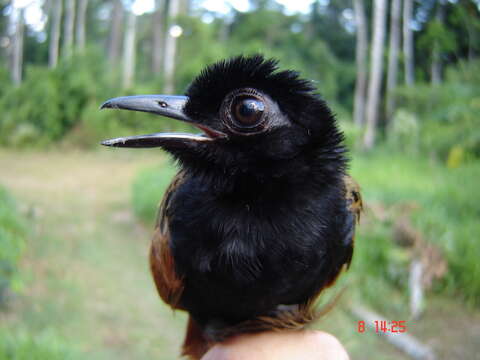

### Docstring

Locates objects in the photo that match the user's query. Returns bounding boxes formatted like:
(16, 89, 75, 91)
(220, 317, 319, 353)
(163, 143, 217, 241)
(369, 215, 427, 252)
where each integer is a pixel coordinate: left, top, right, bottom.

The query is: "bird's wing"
(341, 175, 363, 269)
(149, 171, 186, 310)
(344, 175, 363, 223)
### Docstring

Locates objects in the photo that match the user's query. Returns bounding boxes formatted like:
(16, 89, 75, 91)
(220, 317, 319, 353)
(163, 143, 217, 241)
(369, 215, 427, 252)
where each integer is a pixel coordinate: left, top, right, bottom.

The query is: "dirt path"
(0, 149, 186, 360)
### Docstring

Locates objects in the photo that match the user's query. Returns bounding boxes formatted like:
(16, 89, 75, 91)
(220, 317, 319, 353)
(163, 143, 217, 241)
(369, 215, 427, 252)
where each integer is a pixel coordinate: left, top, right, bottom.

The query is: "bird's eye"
(231, 97, 265, 127)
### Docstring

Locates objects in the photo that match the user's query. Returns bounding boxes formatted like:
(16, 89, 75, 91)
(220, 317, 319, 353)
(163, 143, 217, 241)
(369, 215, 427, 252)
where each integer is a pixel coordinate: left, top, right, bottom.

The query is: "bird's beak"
(100, 95, 226, 148)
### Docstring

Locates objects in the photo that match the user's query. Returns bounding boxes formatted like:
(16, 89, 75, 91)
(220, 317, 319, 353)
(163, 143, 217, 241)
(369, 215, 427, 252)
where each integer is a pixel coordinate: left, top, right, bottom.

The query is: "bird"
(100, 55, 362, 359)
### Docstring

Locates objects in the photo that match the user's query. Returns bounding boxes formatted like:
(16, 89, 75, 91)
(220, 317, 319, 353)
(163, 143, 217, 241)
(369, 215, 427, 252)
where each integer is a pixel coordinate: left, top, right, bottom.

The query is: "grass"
(132, 162, 177, 225)
(0, 149, 186, 360)
(0, 329, 82, 360)
(0, 148, 479, 359)
(0, 186, 26, 305)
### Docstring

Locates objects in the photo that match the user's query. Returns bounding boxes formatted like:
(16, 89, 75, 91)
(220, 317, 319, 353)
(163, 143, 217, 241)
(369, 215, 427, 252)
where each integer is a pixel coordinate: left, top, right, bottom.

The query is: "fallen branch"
(409, 259, 424, 319)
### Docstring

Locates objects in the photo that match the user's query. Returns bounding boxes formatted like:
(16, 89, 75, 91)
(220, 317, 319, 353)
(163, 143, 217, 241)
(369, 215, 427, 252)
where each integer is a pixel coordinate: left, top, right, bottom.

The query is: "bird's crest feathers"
(185, 55, 322, 121)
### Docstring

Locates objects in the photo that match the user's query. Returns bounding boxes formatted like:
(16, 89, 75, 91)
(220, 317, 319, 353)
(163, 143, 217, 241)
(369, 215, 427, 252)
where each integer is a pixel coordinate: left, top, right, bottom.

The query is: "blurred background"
(0, 0, 479, 359)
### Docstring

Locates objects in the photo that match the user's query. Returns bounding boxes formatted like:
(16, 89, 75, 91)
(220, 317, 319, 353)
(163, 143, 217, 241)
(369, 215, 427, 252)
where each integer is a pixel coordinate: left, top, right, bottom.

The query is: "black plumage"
(101, 55, 362, 359)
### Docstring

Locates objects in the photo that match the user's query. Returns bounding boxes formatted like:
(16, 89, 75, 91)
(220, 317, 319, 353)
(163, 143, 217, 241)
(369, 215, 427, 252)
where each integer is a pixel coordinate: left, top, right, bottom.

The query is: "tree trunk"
(163, 0, 180, 94)
(363, 0, 387, 150)
(11, 9, 24, 86)
(431, 0, 445, 85)
(49, 0, 62, 68)
(307, 0, 320, 40)
(75, 0, 88, 51)
(403, 0, 414, 86)
(386, 0, 402, 120)
(218, 18, 230, 43)
(458, 4, 476, 63)
(467, 24, 475, 62)
(353, 0, 368, 128)
(122, 11, 136, 89)
(107, 0, 123, 65)
(180, 0, 190, 15)
(409, 259, 425, 320)
(63, 0, 75, 58)
(152, 0, 165, 74)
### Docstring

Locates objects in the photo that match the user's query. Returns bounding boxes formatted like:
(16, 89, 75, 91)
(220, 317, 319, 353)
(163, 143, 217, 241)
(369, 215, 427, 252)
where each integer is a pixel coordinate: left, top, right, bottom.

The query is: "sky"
(133, 0, 316, 15)
(11, 0, 318, 32)
(11, 0, 45, 31)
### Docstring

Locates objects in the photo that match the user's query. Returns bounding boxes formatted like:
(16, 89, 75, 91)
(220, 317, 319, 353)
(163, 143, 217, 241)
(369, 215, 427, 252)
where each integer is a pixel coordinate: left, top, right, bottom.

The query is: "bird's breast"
(165, 174, 350, 322)
(169, 176, 340, 279)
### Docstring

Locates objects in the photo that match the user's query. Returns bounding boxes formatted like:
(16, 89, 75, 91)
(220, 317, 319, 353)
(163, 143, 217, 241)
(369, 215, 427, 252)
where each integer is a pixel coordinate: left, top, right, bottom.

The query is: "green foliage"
(0, 50, 111, 147)
(0, 67, 62, 146)
(339, 120, 361, 151)
(175, 16, 232, 91)
(393, 60, 480, 162)
(418, 19, 457, 55)
(351, 220, 410, 313)
(0, 186, 26, 305)
(350, 151, 480, 307)
(448, 1, 480, 59)
(387, 109, 419, 154)
(0, 329, 81, 360)
(0, 2, 359, 149)
(174, 13, 353, 104)
(131, 162, 177, 225)
(0, 48, 195, 148)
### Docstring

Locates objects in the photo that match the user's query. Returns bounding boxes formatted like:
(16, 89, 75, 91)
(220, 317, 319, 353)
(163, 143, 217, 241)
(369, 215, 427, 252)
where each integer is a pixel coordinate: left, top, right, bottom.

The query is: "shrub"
(0, 49, 194, 148)
(393, 60, 480, 162)
(0, 50, 110, 147)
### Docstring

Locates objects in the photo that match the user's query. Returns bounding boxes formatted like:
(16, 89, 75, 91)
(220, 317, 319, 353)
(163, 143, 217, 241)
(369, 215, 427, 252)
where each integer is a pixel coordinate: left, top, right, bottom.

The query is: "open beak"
(100, 95, 226, 148)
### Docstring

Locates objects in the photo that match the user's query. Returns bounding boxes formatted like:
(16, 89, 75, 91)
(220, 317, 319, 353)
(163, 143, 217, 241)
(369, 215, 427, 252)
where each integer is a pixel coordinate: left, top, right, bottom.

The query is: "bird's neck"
(184, 152, 344, 198)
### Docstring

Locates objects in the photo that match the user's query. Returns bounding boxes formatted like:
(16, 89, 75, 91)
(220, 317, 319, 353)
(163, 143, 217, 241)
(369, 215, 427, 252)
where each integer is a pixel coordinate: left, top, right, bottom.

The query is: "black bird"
(101, 55, 362, 359)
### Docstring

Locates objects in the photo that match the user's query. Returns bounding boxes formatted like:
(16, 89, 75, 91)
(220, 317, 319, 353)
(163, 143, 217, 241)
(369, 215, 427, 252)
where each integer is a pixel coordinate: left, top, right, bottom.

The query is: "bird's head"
(101, 55, 346, 181)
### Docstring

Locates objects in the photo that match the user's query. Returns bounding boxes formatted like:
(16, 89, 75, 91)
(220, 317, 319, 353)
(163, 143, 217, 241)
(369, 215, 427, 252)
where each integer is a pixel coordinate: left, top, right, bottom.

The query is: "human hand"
(201, 330, 350, 360)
